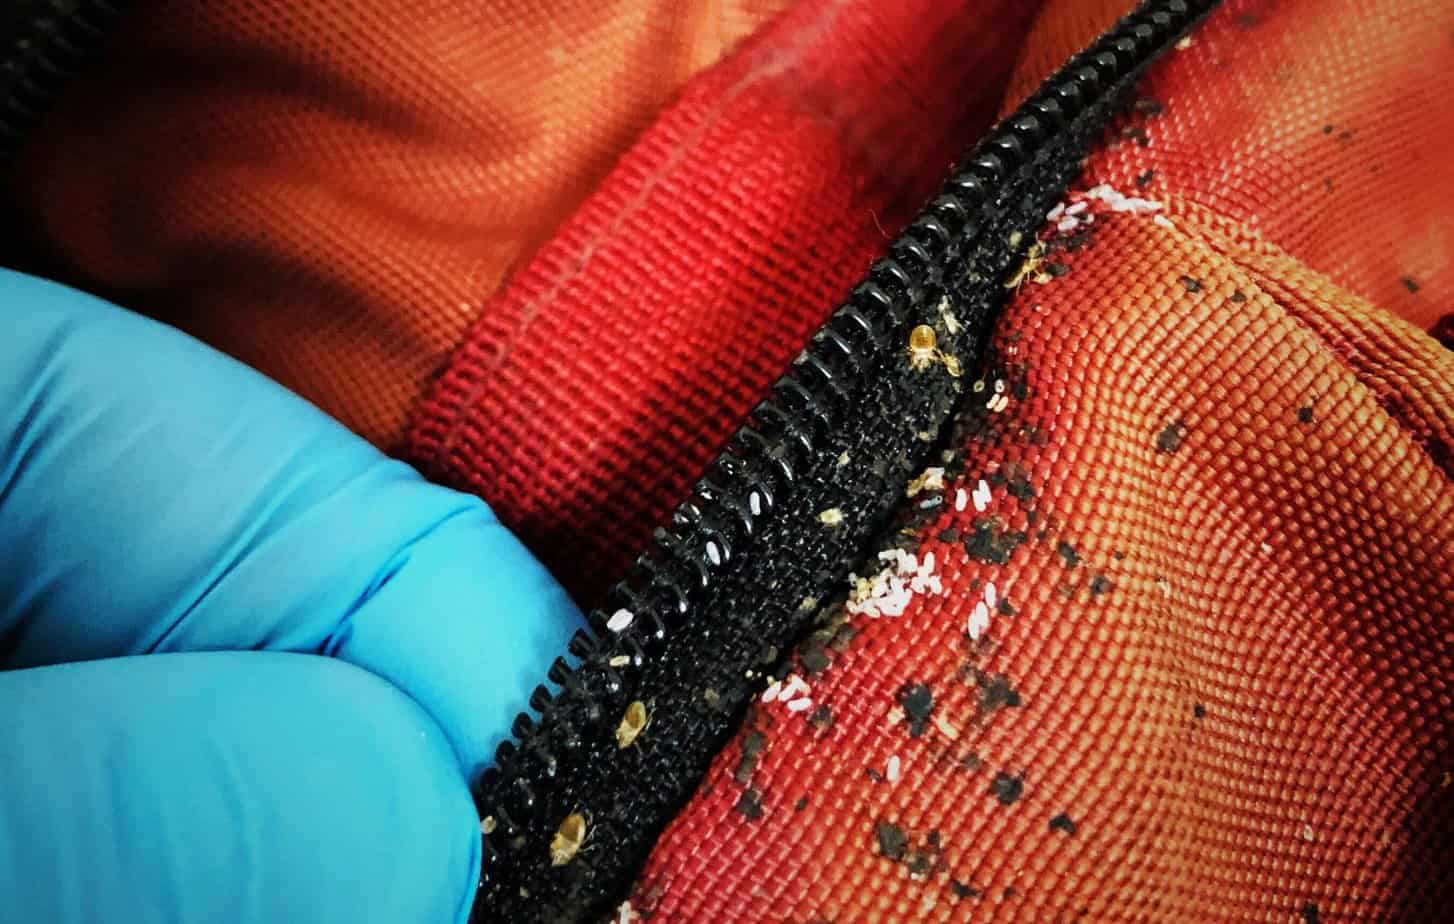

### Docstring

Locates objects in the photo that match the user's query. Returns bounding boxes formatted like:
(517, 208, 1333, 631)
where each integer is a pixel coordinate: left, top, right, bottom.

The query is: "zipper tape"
(473, 2, 1220, 920)
(0, 0, 129, 164)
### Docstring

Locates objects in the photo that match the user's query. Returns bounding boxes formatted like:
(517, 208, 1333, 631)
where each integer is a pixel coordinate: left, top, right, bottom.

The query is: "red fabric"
(407, 0, 1047, 602)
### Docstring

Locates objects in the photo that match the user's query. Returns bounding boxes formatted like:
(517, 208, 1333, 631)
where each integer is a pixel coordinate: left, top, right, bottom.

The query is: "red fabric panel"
(407, 0, 1046, 603)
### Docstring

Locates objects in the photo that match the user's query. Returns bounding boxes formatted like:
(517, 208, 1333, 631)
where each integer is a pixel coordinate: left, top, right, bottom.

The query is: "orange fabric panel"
(9, 0, 791, 446)
(629, 0, 1454, 920)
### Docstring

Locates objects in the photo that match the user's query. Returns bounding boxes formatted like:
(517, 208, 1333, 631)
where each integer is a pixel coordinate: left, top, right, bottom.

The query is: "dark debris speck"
(1302, 902, 1321, 924)
(990, 772, 1025, 805)
(1297, 406, 1315, 424)
(735, 788, 764, 821)
(1194, 703, 1207, 719)
(874, 820, 908, 860)
(1230, 289, 1248, 303)
(1050, 813, 1077, 835)
(800, 645, 830, 675)
(1179, 275, 1203, 292)
(996, 598, 1017, 616)
(898, 683, 935, 737)
(735, 731, 766, 783)
(1135, 168, 1156, 188)
(1043, 261, 1072, 278)
(1056, 541, 1081, 568)
(938, 527, 961, 544)
(979, 674, 1023, 712)
(1401, 276, 1420, 293)
(1089, 574, 1114, 598)
(1156, 419, 1187, 454)
(965, 519, 1029, 565)
(950, 880, 980, 900)
(808, 704, 834, 732)
(794, 796, 808, 812)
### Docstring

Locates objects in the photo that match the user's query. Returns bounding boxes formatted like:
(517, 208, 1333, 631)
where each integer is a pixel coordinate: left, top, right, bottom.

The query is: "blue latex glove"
(0, 268, 584, 923)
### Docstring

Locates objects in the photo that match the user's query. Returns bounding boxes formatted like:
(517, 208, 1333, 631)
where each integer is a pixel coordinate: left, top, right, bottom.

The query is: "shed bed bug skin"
(550, 812, 589, 866)
(616, 700, 650, 749)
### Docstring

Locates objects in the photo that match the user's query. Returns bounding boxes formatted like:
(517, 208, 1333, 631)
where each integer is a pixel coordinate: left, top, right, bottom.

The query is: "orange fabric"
(9, 0, 790, 446)
(627, 0, 1454, 920)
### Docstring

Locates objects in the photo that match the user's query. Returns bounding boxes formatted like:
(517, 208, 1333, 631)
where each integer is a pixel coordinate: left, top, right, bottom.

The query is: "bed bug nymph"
(550, 811, 591, 867)
(907, 324, 963, 377)
(616, 700, 650, 749)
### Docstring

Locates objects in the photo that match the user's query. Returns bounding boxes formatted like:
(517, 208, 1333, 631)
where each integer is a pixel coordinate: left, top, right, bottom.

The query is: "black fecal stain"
(990, 772, 1025, 805)
(830, 624, 857, 652)
(1089, 574, 1114, 598)
(1336, 128, 1355, 143)
(800, 644, 830, 675)
(927, 830, 942, 847)
(808, 704, 834, 732)
(736, 788, 764, 821)
(1156, 419, 1187, 454)
(1179, 275, 1203, 292)
(866, 768, 885, 783)
(1003, 887, 1018, 900)
(1194, 703, 1207, 719)
(1401, 276, 1420, 293)
(1230, 289, 1248, 303)
(1235, 12, 1259, 27)
(905, 851, 935, 878)
(1135, 169, 1156, 188)
(996, 598, 1017, 616)
(1121, 125, 1150, 147)
(874, 820, 909, 860)
(965, 518, 1028, 565)
(1050, 813, 1078, 835)
(1112, 549, 1125, 560)
(735, 731, 767, 784)
(961, 751, 983, 771)
(1302, 902, 1321, 924)
(1133, 98, 1164, 116)
(898, 683, 935, 737)
(980, 674, 1023, 712)
(1043, 261, 1072, 278)
(1006, 476, 1036, 502)
(1057, 541, 1081, 568)
(1297, 406, 1315, 425)
(950, 880, 980, 900)
(938, 527, 961, 544)
(794, 796, 809, 812)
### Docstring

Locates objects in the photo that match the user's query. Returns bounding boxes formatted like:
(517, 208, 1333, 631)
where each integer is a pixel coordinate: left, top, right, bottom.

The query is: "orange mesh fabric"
(8, 0, 791, 446)
(625, 1, 1454, 920)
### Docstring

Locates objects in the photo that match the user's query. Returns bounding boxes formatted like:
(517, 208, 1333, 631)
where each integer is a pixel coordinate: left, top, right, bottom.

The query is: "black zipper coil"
(471, 2, 1221, 921)
(0, 0, 129, 164)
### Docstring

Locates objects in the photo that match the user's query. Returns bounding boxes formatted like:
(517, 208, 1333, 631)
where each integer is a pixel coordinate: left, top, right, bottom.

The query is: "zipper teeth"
(0, 0, 127, 160)
(476, 0, 1215, 916)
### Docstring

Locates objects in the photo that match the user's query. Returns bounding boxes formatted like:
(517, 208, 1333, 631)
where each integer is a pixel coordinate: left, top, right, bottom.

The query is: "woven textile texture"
(8, 0, 791, 447)
(620, 1, 1454, 921)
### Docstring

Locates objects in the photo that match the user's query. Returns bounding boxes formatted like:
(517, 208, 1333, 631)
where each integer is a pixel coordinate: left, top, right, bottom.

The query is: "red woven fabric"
(407, 0, 1047, 602)
(619, 0, 1454, 920)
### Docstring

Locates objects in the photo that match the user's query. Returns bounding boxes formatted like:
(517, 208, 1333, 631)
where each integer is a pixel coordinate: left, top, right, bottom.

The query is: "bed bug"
(550, 811, 590, 867)
(907, 325, 963, 377)
(616, 700, 650, 749)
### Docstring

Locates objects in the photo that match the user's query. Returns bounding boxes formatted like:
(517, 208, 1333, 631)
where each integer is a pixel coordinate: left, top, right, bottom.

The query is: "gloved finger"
(0, 269, 583, 775)
(0, 651, 480, 924)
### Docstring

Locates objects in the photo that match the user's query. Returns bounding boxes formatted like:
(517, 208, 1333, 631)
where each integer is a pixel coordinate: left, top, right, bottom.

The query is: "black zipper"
(0, 0, 128, 165)
(472, 1, 1219, 920)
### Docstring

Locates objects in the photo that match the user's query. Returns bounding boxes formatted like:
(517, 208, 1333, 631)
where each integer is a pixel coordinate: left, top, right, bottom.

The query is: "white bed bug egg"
(606, 608, 634, 633)
(705, 540, 723, 567)
(550, 812, 589, 867)
(967, 600, 991, 640)
(972, 479, 992, 512)
(761, 679, 783, 703)
(955, 488, 968, 511)
(787, 697, 813, 713)
(615, 700, 650, 749)
(749, 491, 763, 516)
(984, 582, 997, 609)
(886, 755, 902, 783)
